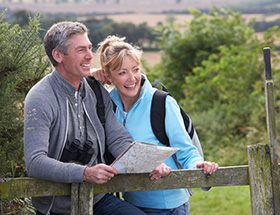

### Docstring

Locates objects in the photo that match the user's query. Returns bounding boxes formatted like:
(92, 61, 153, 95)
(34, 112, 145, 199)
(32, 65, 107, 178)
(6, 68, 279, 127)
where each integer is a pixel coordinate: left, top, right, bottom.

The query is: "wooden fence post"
(248, 144, 274, 215)
(71, 183, 93, 215)
(264, 47, 280, 214)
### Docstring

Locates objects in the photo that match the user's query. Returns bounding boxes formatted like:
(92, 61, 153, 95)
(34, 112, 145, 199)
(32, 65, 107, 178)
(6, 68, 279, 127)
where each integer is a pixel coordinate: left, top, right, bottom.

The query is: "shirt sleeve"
(164, 95, 203, 169)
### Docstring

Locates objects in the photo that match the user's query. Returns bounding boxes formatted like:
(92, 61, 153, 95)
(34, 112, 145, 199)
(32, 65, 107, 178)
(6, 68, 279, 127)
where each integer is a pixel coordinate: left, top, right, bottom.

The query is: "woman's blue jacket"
(110, 74, 203, 209)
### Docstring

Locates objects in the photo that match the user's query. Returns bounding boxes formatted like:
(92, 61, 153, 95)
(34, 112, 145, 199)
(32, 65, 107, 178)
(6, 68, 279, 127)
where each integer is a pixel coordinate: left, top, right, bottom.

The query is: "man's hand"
(196, 161, 219, 174)
(149, 163, 171, 180)
(83, 164, 118, 184)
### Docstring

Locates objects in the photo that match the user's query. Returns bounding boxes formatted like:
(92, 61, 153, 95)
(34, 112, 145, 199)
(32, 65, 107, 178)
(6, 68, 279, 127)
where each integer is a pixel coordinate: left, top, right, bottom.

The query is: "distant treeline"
(161, 0, 280, 15)
(255, 19, 280, 32)
(1, 7, 280, 50)
(1, 10, 160, 50)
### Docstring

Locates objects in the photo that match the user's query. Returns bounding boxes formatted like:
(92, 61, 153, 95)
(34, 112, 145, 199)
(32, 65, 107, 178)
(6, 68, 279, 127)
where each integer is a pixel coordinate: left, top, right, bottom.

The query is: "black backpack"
(85, 76, 115, 165)
(152, 82, 208, 195)
(151, 81, 204, 159)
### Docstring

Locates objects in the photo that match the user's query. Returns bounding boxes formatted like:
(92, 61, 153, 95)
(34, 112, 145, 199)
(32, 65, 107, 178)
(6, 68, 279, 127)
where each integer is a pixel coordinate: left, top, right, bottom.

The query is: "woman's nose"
(127, 71, 136, 81)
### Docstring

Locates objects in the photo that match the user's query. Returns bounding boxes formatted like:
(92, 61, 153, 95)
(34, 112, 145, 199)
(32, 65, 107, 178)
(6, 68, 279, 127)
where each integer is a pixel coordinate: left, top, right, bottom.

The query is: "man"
(24, 21, 153, 215)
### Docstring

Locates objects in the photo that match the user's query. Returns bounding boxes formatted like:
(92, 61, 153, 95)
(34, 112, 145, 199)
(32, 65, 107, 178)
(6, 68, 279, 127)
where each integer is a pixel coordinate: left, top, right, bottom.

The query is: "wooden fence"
(1, 47, 280, 215)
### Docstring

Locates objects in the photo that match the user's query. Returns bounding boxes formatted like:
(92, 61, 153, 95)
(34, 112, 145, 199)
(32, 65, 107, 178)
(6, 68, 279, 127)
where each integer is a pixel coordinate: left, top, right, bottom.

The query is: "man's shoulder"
(25, 74, 57, 104)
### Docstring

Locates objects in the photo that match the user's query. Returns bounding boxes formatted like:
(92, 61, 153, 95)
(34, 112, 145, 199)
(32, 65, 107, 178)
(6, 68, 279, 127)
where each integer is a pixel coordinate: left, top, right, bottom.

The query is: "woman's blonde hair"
(97, 35, 143, 74)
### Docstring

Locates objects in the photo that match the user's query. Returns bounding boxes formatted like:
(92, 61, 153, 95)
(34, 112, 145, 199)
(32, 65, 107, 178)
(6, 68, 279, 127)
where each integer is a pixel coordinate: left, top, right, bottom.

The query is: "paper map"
(111, 141, 179, 173)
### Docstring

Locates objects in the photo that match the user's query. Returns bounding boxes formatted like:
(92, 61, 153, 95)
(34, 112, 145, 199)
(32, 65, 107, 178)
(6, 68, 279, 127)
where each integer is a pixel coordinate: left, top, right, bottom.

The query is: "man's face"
(58, 33, 93, 87)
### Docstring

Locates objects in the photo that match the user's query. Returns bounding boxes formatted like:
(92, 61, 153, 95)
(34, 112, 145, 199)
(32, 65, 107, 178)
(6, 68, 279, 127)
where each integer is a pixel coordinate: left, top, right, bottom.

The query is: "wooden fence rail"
(0, 165, 249, 199)
(0, 144, 278, 214)
(1, 47, 279, 215)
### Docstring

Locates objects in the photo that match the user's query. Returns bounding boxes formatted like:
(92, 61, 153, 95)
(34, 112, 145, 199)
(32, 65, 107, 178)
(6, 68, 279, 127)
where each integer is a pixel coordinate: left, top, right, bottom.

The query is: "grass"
(0, 186, 252, 215)
(189, 186, 251, 215)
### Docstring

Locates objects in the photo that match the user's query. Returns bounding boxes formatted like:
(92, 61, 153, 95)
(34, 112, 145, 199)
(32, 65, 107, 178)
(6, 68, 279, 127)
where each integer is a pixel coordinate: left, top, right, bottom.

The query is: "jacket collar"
(53, 69, 85, 100)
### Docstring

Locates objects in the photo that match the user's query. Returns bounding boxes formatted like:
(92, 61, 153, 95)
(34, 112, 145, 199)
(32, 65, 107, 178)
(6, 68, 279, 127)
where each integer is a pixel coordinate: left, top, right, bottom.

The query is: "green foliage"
(182, 27, 280, 165)
(147, 7, 280, 166)
(83, 18, 157, 50)
(149, 7, 255, 100)
(11, 10, 33, 27)
(0, 10, 51, 177)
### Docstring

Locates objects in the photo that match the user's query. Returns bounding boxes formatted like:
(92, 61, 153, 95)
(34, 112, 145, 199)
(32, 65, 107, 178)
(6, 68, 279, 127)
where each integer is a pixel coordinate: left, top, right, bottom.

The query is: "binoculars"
(60, 139, 95, 165)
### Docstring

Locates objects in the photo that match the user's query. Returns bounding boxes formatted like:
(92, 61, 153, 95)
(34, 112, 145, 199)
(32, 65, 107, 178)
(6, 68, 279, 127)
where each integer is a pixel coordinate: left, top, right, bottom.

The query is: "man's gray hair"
(44, 21, 88, 66)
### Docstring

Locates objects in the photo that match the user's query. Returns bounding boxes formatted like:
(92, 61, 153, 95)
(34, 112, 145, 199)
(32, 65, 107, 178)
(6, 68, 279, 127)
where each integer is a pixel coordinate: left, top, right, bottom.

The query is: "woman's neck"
(120, 87, 141, 112)
(121, 96, 138, 112)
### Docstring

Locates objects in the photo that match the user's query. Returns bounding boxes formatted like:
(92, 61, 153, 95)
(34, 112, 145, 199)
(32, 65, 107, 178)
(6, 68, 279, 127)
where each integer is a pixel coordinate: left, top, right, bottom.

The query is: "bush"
(148, 7, 256, 100)
(0, 10, 51, 177)
(147, 7, 280, 165)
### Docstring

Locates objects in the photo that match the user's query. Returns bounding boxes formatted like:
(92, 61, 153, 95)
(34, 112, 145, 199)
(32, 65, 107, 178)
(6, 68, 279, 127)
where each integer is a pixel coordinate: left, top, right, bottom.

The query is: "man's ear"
(52, 49, 63, 63)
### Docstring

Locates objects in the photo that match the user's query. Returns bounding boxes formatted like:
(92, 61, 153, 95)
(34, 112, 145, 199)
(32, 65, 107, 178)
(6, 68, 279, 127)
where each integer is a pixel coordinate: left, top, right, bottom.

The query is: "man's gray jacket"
(24, 69, 133, 214)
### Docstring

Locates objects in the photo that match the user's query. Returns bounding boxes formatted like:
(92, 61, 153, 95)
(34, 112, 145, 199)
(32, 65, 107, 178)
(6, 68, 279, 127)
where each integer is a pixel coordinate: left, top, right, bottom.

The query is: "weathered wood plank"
(0, 165, 249, 199)
(70, 183, 94, 215)
(71, 183, 79, 215)
(248, 144, 274, 215)
(264, 47, 280, 214)
(79, 183, 93, 215)
(0, 177, 71, 199)
(93, 166, 249, 193)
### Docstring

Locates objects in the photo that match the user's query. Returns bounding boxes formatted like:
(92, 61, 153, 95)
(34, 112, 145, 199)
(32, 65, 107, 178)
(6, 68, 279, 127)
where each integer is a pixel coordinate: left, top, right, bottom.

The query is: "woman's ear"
(52, 49, 63, 64)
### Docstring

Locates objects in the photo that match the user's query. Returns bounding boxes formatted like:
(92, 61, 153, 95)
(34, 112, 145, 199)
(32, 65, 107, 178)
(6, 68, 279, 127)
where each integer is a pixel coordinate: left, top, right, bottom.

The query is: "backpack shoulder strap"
(151, 89, 170, 146)
(85, 76, 105, 127)
(152, 81, 168, 92)
(112, 100, 117, 112)
(86, 76, 117, 165)
(180, 107, 194, 139)
(152, 81, 194, 138)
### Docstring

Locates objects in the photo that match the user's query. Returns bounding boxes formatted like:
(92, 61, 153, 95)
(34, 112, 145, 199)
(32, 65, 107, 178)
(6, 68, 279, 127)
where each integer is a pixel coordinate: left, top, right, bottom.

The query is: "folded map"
(111, 141, 179, 173)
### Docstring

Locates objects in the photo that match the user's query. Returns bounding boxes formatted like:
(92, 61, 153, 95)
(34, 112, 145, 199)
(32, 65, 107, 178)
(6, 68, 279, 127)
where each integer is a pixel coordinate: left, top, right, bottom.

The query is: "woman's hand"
(196, 161, 219, 174)
(90, 68, 112, 85)
(149, 163, 171, 180)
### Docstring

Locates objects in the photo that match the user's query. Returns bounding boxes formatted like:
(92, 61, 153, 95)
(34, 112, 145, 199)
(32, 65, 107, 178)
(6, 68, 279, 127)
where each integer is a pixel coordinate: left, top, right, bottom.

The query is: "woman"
(91, 35, 218, 215)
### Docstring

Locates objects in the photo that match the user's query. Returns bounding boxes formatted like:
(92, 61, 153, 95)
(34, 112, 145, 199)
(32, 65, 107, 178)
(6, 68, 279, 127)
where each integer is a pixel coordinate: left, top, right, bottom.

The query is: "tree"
(180, 27, 280, 165)
(149, 7, 256, 100)
(0, 10, 51, 177)
(147, 7, 280, 165)
(12, 10, 33, 27)
(83, 18, 157, 50)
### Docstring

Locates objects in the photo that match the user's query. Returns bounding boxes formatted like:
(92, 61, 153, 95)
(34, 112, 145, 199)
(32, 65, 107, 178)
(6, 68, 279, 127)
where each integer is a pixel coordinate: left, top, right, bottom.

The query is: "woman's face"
(107, 55, 141, 104)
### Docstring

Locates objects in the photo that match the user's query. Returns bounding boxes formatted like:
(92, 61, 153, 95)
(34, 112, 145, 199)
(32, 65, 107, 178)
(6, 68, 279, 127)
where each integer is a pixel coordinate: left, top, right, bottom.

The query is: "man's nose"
(86, 49, 93, 59)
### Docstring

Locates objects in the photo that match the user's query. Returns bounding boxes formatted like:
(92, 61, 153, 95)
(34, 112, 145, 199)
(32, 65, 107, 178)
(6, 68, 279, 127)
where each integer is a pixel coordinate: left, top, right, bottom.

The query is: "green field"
(189, 186, 251, 215)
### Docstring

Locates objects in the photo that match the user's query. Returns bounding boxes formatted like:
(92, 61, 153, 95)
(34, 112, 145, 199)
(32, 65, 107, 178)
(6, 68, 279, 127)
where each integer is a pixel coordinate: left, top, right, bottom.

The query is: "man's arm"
(24, 88, 86, 183)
